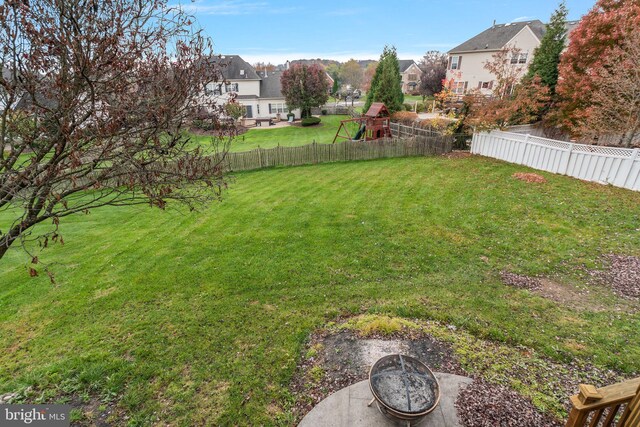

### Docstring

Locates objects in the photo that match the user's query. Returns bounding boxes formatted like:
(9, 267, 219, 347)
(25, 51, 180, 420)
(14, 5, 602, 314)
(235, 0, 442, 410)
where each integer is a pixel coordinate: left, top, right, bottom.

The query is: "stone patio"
(298, 372, 472, 427)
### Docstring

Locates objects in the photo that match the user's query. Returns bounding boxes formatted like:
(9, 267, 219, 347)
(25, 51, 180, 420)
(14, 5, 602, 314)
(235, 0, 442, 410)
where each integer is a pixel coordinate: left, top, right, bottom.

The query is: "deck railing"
(565, 377, 640, 426)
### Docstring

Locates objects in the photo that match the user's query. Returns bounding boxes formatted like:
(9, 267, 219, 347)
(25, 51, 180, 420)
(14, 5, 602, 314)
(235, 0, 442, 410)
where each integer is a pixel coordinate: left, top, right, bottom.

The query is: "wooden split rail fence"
(218, 136, 453, 173)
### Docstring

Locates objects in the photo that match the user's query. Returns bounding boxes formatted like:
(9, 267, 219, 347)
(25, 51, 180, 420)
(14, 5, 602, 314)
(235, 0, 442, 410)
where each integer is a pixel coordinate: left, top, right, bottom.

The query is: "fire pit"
(368, 354, 440, 426)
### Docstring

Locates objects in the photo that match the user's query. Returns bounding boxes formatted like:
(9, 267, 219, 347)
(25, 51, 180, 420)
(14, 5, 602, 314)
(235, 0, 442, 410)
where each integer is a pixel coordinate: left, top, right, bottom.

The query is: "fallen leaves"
(512, 172, 547, 183)
(588, 254, 640, 300)
(456, 378, 562, 427)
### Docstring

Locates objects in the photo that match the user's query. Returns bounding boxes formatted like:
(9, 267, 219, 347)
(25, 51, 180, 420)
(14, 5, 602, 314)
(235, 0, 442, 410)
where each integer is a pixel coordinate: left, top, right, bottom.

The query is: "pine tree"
(526, 1, 568, 93)
(363, 46, 404, 114)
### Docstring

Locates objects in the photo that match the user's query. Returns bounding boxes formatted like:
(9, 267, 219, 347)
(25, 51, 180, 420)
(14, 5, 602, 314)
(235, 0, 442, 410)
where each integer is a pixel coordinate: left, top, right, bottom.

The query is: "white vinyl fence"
(471, 131, 640, 192)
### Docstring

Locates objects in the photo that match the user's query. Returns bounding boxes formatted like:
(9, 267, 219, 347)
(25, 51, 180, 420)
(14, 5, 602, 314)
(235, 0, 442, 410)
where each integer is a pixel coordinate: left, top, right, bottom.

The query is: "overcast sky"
(173, 0, 596, 64)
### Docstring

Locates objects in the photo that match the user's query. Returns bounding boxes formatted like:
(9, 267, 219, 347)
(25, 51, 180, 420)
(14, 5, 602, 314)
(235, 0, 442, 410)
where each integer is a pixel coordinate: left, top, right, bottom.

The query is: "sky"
(173, 0, 597, 65)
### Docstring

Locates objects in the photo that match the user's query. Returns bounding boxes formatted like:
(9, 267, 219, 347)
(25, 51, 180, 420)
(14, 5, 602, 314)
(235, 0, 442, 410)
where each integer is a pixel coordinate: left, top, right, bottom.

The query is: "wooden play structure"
(332, 102, 393, 143)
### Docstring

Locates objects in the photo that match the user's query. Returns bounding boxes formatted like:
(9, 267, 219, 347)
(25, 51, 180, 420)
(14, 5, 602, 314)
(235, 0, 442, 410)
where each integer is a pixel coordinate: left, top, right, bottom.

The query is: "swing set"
(332, 102, 393, 143)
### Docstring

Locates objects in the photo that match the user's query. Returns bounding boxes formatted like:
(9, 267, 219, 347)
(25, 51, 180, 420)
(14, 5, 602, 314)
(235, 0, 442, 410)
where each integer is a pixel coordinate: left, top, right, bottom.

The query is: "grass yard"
(1, 156, 639, 425)
(191, 115, 349, 152)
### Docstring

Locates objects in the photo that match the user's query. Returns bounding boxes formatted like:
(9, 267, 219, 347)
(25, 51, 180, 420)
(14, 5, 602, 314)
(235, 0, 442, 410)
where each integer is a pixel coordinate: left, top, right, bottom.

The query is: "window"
(518, 52, 528, 64)
(450, 55, 462, 70)
(481, 81, 492, 89)
(452, 81, 467, 95)
(511, 53, 528, 64)
(268, 103, 289, 114)
(408, 73, 417, 81)
(225, 83, 239, 92)
(213, 84, 222, 96)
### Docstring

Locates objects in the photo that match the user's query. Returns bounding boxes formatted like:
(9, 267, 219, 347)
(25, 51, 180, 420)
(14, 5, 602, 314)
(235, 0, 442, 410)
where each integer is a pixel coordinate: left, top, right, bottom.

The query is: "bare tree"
(484, 46, 526, 99)
(0, 0, 232, 266)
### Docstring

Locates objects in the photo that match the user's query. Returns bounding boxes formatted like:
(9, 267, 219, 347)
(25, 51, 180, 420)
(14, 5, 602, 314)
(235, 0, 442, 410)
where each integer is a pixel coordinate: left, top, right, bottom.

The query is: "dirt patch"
(66, 395, 119, 427)
(588, 254, 640, 300)
(456, 379, 562, 427)
(512, 172, 547, 183)
(443, 150, 472, 159)
(499, 271, 612, 311)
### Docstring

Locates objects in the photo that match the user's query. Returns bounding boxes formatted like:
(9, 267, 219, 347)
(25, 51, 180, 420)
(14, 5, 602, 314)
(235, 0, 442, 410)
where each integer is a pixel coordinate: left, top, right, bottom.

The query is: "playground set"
(332, 102, 393, 143)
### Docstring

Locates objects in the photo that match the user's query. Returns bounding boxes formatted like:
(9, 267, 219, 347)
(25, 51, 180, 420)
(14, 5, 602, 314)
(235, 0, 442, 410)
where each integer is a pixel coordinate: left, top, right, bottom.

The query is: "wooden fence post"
(313, 141, 318, 164)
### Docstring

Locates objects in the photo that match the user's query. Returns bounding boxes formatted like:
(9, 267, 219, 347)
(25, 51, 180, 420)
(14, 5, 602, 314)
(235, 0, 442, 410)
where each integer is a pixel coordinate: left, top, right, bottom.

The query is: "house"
(204, 55, 300, 121)
(445, 20, 579, 97)
(398, 60, 421, 94)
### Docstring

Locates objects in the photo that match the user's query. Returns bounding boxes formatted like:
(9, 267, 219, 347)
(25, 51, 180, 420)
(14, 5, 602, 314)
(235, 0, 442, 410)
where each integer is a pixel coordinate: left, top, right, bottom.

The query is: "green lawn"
(192, 115, 349, 152)
(1, 156, 639, 425)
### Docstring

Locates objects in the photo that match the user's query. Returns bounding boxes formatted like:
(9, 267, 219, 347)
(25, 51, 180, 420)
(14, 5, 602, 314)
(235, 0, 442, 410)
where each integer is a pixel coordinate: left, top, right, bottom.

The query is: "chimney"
(492, 19, 496, 28)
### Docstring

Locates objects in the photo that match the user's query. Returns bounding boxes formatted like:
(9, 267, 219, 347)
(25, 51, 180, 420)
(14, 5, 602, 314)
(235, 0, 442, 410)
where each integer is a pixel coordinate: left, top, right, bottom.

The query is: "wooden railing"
(565, 377, 640, 426)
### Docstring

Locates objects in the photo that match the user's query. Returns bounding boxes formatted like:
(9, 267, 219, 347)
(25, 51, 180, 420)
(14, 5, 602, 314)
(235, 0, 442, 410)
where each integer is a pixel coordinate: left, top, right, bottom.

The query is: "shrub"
(321, 109, 328, 115)
(403, 103, 413, 111)
(390, 111, 418, 125)
(418, 118, 452, 133)
(416, 102, 426, 113)
(301, 117, 321, 127)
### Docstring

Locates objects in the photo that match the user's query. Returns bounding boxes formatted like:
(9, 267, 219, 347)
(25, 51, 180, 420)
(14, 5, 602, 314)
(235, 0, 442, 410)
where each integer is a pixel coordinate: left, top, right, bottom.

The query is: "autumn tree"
(576, 31, 640, 147)
(339, 59, 363, 90)
(526, 1, 568, 93)
(280, 64, 329, 118)
(364, 46, 404, 114)
(466, 76, 550, 130)
(555, 0, 640, 130)
(484, 46, 526, 99)
(362, 61, 378, 93)
(252, 62, 276, 72)
(0, 0, 231, 264)
(224, 100, 246, 121)
(418, 51, 448, 101)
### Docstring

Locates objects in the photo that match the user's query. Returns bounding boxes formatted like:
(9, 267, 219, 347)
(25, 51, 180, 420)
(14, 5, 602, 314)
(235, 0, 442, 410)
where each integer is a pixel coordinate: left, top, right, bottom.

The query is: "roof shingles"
(448, 20, 545, 54)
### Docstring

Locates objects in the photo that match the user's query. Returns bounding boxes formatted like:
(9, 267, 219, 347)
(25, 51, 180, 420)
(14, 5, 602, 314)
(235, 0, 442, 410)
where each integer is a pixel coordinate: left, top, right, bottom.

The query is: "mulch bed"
(588, 254, 640, 300)
(443, 151, 472, 159)
(512, 172, 547, 183)
(500, 271, 542, 291)
(456, 379, 562, 427)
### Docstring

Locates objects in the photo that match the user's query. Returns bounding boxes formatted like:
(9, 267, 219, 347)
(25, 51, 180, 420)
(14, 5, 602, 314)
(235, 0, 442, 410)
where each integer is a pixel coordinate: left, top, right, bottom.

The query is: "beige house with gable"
(446, 20, 578, 97)
(398, 60, 422, 94)
(446, 20, 546, 97)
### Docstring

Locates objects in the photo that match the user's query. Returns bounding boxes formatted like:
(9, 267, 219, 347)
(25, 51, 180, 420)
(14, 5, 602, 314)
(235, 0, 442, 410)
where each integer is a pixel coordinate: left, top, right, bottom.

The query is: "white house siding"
(257, 98, 300, 119)
(447, 26, 541, 96)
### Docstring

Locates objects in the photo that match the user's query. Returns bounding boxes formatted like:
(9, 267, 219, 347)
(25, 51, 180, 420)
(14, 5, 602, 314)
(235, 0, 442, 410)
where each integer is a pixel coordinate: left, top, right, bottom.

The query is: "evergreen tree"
(363, 46, 404, 114)
(331, 77, 340, 96)
(526, 1, 568, 93)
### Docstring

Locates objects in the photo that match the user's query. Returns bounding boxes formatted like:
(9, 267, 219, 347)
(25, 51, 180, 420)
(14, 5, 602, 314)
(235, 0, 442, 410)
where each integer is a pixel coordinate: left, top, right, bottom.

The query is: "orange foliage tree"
(576, 31, 640, 147)
(555, 0, 640, 131)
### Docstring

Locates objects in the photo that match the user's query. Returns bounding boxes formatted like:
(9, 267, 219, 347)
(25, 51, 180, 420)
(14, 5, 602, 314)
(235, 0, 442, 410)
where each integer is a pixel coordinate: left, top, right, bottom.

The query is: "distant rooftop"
(448, 19, 580, 54)
(210, 55, 261, 80)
